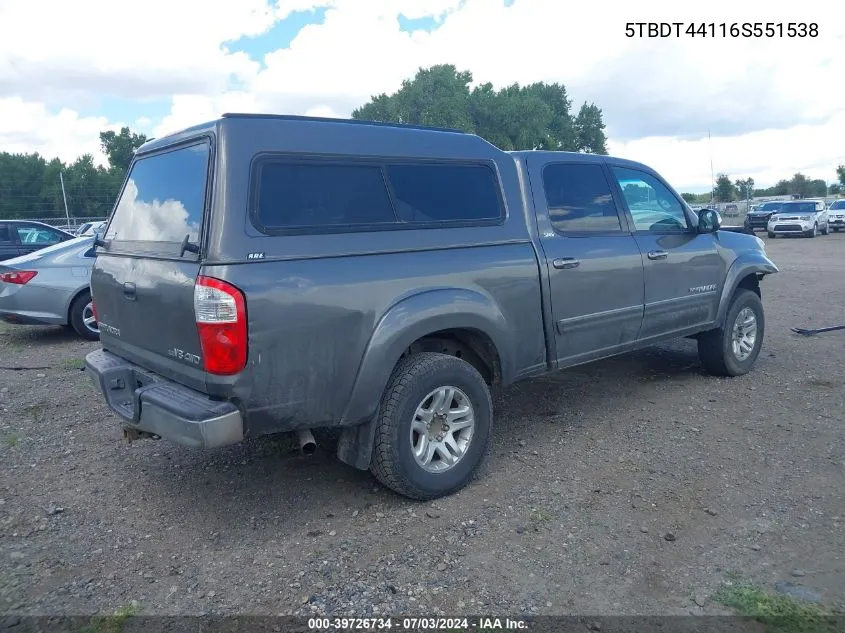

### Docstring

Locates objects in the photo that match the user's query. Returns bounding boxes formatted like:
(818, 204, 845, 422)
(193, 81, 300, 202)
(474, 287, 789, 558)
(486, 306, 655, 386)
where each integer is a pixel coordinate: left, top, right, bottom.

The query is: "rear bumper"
(0, 285, 66, 325)
(85, 348, 243, 449)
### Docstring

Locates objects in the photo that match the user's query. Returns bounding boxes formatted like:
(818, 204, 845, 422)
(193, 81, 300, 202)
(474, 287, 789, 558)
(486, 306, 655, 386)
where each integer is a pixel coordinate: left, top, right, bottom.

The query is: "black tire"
(697, 289, 764, 377)
(370, 352, 493, 500)
(821, 224, 829, 235)
(68, 290, 99, 341)
(767, 231, 775, 238)
(834, 228, 840, 233)
(807, 223, 818, 238)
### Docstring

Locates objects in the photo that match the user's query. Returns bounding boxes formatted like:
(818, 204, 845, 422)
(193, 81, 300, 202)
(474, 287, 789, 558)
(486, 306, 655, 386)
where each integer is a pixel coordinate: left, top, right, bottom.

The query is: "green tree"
(788, 173, 808, 198)
(837, 164, 845, 187)
(99, 126, 148, 173)
(353, 64, 474, 131)
(353, 64, 607, 153)
(808, 179, 827, 197)
(714, 174, 736, 202)
(573, 103, 608, 154)
(830, 183, 842, 195)
(734, 177, 755, 200)
(681, 193, 698, 203)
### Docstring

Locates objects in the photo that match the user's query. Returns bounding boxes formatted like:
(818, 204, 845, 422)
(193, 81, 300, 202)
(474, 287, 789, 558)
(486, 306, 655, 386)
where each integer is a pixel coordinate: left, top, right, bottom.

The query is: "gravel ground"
(1, 233, 843, 619)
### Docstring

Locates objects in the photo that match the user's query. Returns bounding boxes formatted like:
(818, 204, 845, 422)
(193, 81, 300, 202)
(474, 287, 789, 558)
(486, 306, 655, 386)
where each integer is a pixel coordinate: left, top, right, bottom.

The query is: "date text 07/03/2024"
(625, 22, 818, 38)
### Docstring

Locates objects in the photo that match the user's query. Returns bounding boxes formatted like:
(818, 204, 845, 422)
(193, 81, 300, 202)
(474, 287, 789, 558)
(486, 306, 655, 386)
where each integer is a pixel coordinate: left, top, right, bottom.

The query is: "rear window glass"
(252, 159, 504, 232)
(105, 142, 209, 244)
(0, 225, 10, 242)
(542, 163, 623, 233)
(386, 164, 502, 223)
(255, 162, 396, 229)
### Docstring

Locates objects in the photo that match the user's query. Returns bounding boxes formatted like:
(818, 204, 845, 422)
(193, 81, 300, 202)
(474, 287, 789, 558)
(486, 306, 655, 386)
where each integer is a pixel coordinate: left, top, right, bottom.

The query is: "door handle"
(647, 250, 668, 260)
(123, 282, 136, 300)
(552, 257, 580, 269)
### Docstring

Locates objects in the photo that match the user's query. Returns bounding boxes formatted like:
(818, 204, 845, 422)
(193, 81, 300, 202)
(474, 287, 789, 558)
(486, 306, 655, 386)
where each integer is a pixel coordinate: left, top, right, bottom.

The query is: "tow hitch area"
(122, 427, 161, 443)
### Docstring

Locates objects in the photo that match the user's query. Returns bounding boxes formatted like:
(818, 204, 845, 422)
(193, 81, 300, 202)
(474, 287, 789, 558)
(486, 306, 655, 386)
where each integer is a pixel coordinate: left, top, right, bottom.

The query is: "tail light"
(194, 276, 247, 375)
(0, 270, 37, 284)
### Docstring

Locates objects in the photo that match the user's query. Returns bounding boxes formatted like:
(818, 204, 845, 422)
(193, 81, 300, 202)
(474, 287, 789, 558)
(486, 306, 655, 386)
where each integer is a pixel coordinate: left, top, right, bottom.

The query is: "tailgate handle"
(123, 282, 137, 300)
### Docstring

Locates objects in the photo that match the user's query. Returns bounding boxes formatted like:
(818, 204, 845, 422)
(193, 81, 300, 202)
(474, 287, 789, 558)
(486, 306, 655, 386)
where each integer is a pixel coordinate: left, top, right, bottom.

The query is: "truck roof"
(509, 149, 655, 173)
(135, 113, 502, 158)
(135, 114, 654, 174)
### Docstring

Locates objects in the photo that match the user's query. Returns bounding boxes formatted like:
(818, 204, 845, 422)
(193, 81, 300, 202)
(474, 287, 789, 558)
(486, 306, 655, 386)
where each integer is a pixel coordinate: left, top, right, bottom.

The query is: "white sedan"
(767, 200, 829, 238)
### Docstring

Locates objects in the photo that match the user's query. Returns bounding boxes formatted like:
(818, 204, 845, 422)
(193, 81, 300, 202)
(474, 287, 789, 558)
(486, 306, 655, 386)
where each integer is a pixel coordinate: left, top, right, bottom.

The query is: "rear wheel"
(370, 352, 493, 500)
(697, 289, 764, 377)
(69, 290, 99, 341)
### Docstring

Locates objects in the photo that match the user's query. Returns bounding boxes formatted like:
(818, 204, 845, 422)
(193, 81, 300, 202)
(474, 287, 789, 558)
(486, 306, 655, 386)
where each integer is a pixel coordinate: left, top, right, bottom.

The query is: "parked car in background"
(75, 221, 106, 236)
(767, 200, 829, 238)
(744, 201, 786, 232)
(827, 199, 845, 232)
(0, 220, 76, 262)
(0, 236, 99, 340)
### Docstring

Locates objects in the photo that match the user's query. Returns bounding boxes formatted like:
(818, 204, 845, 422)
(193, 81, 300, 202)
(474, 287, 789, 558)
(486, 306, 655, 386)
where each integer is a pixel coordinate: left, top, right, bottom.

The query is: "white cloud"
(0, 0, 272, 103)
(608, 112, 845, 192)
(0, 97, 116, 165)
(2, 0, 844, 191)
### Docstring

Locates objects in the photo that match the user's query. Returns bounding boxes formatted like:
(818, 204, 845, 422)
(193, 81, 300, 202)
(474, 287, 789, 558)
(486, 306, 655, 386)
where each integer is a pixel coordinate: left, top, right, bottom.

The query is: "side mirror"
(698, 208, 721, 233)
(93, 230, 107, 248)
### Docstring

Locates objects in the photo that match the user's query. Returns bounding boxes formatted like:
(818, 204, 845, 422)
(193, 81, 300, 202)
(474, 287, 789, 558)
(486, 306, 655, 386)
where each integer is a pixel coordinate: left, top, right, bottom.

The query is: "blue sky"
(1, 0, 842, 193)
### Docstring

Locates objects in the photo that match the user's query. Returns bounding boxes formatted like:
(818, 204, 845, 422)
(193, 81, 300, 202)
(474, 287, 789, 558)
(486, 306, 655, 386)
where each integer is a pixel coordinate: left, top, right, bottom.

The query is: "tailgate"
(91, 138, 213, 393)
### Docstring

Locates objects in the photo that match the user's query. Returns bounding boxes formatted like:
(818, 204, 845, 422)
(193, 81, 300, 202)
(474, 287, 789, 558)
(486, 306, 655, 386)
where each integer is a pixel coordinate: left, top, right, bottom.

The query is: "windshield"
(778, 202, 817, 214)
(756, 202, 784, 211)
(104, 141, 210, 250)
(829, 200, 845, 210)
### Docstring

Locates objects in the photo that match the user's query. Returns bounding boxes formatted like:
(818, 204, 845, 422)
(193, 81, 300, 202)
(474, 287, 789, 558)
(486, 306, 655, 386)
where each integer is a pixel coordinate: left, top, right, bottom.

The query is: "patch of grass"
(528, 508, 553, 531)
(715, 581, 840, 633)
(22, 402, 48, 424)
(61, 358, 86, 371)
(5, 433, 19, 447)
(260, 434, 296, 456)
(76, 603, 139, 633)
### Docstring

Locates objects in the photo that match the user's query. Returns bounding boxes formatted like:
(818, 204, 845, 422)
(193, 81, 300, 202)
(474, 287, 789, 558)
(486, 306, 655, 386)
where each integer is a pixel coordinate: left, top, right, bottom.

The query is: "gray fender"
(715, 252, 778, 326)
(336, 288, 512, 469)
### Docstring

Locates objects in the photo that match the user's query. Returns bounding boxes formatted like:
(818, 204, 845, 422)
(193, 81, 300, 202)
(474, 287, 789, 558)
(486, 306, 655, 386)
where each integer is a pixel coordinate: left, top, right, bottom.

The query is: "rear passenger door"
(0, 224, 21, 261)
(529, 158, 645, 366)
(608, 164, 725, 340)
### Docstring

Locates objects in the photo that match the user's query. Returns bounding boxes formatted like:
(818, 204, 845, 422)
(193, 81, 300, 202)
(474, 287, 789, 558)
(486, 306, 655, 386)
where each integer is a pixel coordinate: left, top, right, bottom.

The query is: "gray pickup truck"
(85, 114, 778, 500)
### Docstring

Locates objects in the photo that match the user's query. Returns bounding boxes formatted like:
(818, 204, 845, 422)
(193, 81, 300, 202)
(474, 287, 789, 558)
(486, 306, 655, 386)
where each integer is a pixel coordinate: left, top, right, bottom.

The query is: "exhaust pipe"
(296, 428, 317, 455)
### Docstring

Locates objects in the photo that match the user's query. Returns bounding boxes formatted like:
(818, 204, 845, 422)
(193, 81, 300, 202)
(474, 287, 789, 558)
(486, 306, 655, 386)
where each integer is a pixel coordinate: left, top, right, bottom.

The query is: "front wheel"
(808, 223, 818, 238)
(821, 224, 829, 236)
(767, 231, 775, 238)
(697, 289, 764, 377)
(370, 352, 493, 500)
